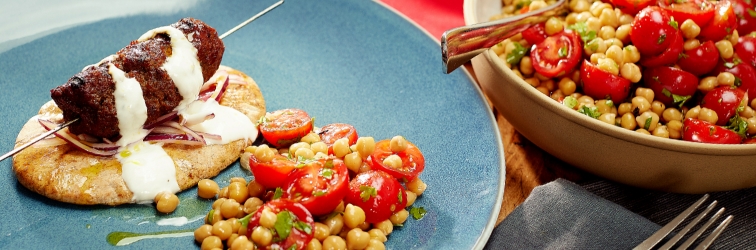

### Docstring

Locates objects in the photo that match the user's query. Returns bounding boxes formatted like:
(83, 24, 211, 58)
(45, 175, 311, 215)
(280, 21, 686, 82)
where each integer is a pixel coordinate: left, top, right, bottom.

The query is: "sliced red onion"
(198, 132, 222, 141)
(144, 133, 205, 146)
(143, 111, 178, 129)
(37, 119, 118, 156)
(228, 74, 246, 85)
(163, 121, 206, 144)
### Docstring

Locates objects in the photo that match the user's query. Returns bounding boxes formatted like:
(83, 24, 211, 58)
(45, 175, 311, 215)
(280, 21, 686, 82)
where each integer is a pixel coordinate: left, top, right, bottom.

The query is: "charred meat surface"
(50, 17, 224, 139)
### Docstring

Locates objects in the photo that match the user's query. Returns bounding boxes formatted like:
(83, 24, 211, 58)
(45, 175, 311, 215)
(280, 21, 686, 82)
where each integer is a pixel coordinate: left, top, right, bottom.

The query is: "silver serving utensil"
(0, 0, 284, 162)
(441, 0, 569, 74)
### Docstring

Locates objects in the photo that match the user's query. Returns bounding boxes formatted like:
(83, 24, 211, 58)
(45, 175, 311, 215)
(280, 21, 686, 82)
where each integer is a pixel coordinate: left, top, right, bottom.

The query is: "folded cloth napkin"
(484, 179, 660, 249)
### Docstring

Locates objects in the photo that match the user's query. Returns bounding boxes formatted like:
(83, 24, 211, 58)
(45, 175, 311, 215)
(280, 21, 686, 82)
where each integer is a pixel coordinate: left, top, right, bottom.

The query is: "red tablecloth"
(379, 0, 465, 41)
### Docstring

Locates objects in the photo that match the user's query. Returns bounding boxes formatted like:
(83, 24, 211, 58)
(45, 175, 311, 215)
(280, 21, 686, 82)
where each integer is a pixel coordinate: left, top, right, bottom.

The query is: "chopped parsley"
(586, 39, 600, 52)
(662, 88, 692, 107)
(727, 116, 748, 136)
(749, 9, 756, 18)
(568, 22, 597, 44)
(578, 105, 601, 119)
(644, 117, 652, 130)
(397, 191, 403, 203)
(313, 190, 327, 197)
(410, 207, 427, 220)
(668, 19, 678, 30)
(320, 168, 334, 179)
(273, 187, 284, 199)
(359, 186, 377, 202)
(735, 76, 742, 87)
(506, 42, 527, 65)
(274, 211, 296, 241)
(558, 46, 568, 58)
(563, 96, 578, 109)
(324, 159, 334, 168)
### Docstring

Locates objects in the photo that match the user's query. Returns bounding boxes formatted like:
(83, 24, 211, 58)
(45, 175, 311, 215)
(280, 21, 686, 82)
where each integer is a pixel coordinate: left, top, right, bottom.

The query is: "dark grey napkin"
(484, 179, 660, 249)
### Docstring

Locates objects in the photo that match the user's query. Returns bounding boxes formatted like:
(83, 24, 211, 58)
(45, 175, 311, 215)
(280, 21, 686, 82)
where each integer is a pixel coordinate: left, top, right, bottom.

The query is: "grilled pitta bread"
(12, 66, 264, 205)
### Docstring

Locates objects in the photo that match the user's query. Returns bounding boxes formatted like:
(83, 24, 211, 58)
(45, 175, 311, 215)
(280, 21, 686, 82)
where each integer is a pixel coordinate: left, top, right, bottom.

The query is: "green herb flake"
(288, 245, 298, 250)
(727, 116, 748, 136)
(563, 96, 578, 109)
(749, 9, 756, 18)
(274, 211, 296, 241)
(558, 46, 568, 58)
(398, 191, 403, 203)
(568, 22, 597, 44)
(313, 190, 327, 197)
(273, 187, 284, 200)
(506, 42, 527, 65)
(324, 159, 334, 168)
(359, 186, 377, 202)
(672, 94, 692, 108)
(578, 105, 601, 119)
(320, 168, 334, 179)
(644, 117, 652, 130)
(735, 76, 743, 87)
(410, 207, 427, 220)
(294, 221, 312, 234)
(586, 38, 600, 52)
(657, 34, 666, 44)
(668, 19, 679, 30)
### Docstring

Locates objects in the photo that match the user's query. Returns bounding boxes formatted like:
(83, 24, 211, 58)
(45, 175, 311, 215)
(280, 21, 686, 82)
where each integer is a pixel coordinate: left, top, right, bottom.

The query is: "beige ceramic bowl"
(465, 0, 756, 193)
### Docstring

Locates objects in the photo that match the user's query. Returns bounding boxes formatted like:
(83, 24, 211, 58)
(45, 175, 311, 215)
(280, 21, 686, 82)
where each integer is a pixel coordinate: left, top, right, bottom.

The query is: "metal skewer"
(0, 0, 284, 162)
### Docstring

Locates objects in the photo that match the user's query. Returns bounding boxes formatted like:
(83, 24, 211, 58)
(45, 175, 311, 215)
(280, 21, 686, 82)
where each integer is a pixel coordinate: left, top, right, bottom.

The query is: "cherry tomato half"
(682, 118, 743, 144)
(245, 199, 315, 250)
(631, 6, 680, 56)
(531, 31, 583, 78)
(345, 170, 408, 223)
(643, 66, 699, 107)
(701, 86, 747, 126)
(611, 0, 655, 15)
(712, 59, 756, 101)
(521, 23, 548, 45)
(259, 109, 314, 148)
(249, 154, 297, 189)
(579, 60, 633, 102)
(638, 30, 683, 68)
(318, 123, 358, 155)
(282, 158, 349, 216)
(370, 139, 425, 181)
(677, 40, 720, 76)
(735, 36, 756, 68)
(698, 0, 738, 42)
(657, 0, 715, 27)
(732, 0, 756, 35)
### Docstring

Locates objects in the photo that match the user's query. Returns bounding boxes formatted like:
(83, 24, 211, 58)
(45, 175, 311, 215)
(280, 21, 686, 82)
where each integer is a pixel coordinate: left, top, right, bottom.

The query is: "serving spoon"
(0, 0, 284, 162)
(441, 0, 569, 74)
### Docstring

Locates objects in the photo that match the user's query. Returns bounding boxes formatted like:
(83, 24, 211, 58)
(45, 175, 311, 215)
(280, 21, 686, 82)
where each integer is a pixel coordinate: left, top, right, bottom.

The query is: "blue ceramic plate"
(0, 0, 504, 249)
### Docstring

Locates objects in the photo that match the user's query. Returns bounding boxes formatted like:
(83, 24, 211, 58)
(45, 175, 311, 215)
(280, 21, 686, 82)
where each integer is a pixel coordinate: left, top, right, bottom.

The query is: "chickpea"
(680, 20, 701, 39)
(195, 224, 214, 243)
(599, 25, 616, 40)
(650, 101, 665, 116)
(333, 138, 352, 158)
(615, 24, 631, 43)
(324, 213, 345, 235)
(367, 229, 387, 242)
(389, 136, 409, 153)
(301, 132, 321, 143)
(405, 190, 418, 207)
(558, 77, 577, 95)
(715, 40, 734, 59)
(311, 141, 328, 155)
(247, 180, 265, 198)
(344, 152, 363, 173)
(382, 155, 402, 169)
(154, 191, 179, 214)
(344, 204, 367, 229)
(259, 207, 278, 229)
(389, 209, 410, 225)
(652, 125, 670, 138)
(254, 144, 274, 162)
(636, 111, 660, 131)
(717, 72, 736, 86)
(228, 181, 249, 204)
(685, 106, 701, 120)
(620, 113, 636, 130)
(212, 220, 234, 241)
(598, 113, 616, 125)
(322, 235, 347, 250)
(698, 107, 719, 124)
(683, 39, 700, 51)
(306, 238, 323, 250)
(747, 117, 756, 135)
(698, 76, 719, 93)
(198, 179, 220, 199)
(314, 222, 331, 242)
(355, 137, 375, 159)
(220, 199, 242, 219)
(631, 96, 651, 114)
(201, 236, 223, 250)
(545, 17, 564, 35)
(662, 108, 683, 122)
(620, 63, 641, 83)
(520, 56, 535, 76)
(230, 236, 255, 250)
(406, 177, 427, 195)
(667, 120, 683, 139)
(622, 45, 640, 63)
(374, 220, 394, 235)
(251, 226, 273, 247)
(617, 103, 633, 116)
(365, 239, 386, 250)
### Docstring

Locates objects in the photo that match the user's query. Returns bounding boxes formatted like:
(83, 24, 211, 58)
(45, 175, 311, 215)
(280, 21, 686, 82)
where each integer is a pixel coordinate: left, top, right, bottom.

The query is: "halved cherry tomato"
(638, 30, 683, 67)
(611, 0, 655, 15)
(682, 118, 743, 144)
(259, 109, 314, 147)
(249, 154, 297, 189)
(631, 6, 680, 56)
(370, 139, 425, 181)
(579, 60, 633, 102)
(318, 123, 358, 155)
(698, 0, 738, 42)
(657, 0, 715, 27)
(643, 66, 699, 107)
(245, 199, 315, 250)
(530, 31, 583, 78)
(732, 0, 756, 35)
(345, 170, 408, 223)
(701, 86, 747, 126)
(712, 59, 756, 101)
(735, 36, 756, 68)
(521, 23, 548, 45)
(677, 40, 720, 76)
(282, 158, 349, 216)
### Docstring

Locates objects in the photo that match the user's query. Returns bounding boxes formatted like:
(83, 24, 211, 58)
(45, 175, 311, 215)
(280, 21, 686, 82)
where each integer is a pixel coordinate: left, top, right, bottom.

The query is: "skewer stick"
(0, 0, 284, 162)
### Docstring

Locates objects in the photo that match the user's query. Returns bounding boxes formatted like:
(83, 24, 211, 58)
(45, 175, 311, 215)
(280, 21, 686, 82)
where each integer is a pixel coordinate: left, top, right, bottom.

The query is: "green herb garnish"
(506, 42, 527, 65)
(568, 22, 597, 44)
(563, 96, 578, 109)
(273, 187, 284, 199)
(410, 207, 427, 220)
(578, 105, 601, 119)
(558, 46, 568, 58)
(359, 186, 377, 202)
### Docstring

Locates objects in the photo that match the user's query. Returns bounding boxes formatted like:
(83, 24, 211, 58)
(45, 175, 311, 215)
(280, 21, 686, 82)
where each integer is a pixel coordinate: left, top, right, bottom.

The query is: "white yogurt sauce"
(179, 99, 258, 144)
(138, 26, 203, 110)
(108, 63, 149, 147)
(116, 141, 180, 203)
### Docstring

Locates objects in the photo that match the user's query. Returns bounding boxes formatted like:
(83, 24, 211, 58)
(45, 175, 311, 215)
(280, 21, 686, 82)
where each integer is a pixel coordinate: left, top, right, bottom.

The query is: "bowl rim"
(464, 0, 756, 156)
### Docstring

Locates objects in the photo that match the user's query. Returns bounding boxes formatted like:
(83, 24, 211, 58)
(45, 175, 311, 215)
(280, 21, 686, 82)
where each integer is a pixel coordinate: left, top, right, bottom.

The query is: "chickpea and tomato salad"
(192, 108, 429, 250)
(491, 0, 756, 144)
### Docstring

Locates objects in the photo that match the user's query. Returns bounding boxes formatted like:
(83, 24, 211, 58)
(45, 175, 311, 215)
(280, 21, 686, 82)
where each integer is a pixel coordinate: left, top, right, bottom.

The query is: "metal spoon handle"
(1, 0, 285, 162)
(441, 0, 568, 74)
